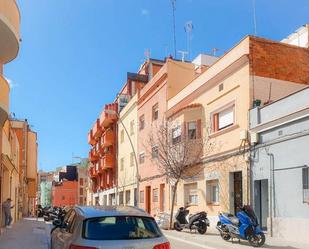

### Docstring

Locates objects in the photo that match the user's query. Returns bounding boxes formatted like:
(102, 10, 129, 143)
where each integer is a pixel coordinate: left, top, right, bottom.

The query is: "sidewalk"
(164, 226, 309, 249)
(0, 218, 50, 249)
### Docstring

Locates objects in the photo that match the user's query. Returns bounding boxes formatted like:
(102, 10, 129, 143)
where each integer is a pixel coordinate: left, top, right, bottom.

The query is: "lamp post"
(105, 109, 140, 207)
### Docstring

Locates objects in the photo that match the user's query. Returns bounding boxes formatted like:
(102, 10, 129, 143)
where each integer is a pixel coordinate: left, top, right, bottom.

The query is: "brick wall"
(250, 36, 309, 84)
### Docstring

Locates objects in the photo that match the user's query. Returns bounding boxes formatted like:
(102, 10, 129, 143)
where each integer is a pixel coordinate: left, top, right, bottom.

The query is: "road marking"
(166, 234, 218, 249)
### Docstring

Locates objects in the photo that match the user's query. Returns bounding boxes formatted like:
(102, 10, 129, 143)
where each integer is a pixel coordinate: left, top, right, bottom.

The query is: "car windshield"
(83, 216, 162, 240)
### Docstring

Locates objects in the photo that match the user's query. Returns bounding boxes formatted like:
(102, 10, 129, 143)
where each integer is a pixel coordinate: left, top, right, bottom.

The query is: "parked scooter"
(173, 206, 209, 234)
(216, 205, 265, 247)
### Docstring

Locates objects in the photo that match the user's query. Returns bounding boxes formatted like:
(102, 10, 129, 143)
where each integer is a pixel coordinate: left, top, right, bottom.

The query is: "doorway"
(233, 171, 243, 214)
(160, 184, 165, 212)
(254, 179, 268, 230)
(145, 186, 151, 214)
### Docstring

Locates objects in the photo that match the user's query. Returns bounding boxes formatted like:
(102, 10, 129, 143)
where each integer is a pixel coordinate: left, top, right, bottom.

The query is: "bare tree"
(147, 119, 214, 229)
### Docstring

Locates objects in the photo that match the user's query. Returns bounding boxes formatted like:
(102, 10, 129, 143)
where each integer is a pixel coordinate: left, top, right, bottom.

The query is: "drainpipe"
(267, 152, 275, 237)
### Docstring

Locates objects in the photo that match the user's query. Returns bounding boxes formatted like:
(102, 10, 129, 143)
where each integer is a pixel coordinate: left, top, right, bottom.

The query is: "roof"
(75, 206, 151, 219)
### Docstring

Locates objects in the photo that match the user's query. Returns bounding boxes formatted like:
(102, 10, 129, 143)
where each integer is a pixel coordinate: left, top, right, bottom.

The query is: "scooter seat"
(222, 213, 239, 225)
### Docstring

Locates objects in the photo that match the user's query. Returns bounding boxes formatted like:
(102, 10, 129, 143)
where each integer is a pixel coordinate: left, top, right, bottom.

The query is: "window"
(153, 188, 159, 202)
(130, 120, 135, 135)
(172, 126, 181, 144)
(80, 197, 83, 205)
(139, 152, 145, 164)
(80, 178, 84, 186)
(139, 115, 145, 130)
(119, 191, 124, 205)
(213, 105, 235, 132)
(120, 130, 124, 143)
(140, 191, 145, 203)
(188, 121, 197, 139)
(206, 180, 219, 204)
(184, 183, 198, 205)
(83, 216, 162, 240)
(130, 152, 134, 167)
(120, 157, 124, 171)
(80, 187, 83, 196)
(152, 145, 158, 158)
(303, 168, 309, 203)
(152, 103, 159, 121)
(125, 190, 131, 205)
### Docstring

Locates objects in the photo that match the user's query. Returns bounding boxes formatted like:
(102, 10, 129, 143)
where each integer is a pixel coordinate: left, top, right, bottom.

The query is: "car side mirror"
(52, 219, 62, 227)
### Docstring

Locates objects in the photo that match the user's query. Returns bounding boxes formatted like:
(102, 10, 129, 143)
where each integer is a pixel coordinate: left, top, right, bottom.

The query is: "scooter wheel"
(197, 223, 207, 234)
(173, 222, 183, 231)
(248, 232, 266, 247)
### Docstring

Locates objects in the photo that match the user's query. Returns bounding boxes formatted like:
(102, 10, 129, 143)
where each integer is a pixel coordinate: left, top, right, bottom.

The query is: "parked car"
(50, 205, 170, 249)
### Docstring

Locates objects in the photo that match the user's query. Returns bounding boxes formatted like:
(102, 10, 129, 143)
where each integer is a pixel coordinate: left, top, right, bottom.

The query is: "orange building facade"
(88, 103, 118, 204)
(52, 180, 78, 207)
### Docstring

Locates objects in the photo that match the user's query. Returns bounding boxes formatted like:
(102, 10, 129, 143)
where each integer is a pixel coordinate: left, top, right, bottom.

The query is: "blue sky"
(5, 0, 309, 171)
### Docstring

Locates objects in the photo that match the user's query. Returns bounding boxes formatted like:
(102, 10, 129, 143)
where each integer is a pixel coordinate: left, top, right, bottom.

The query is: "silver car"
(50, 206, 170, 249)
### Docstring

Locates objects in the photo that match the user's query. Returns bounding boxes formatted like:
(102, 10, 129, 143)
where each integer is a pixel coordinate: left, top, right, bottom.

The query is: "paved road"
(165, 229, 309, 249)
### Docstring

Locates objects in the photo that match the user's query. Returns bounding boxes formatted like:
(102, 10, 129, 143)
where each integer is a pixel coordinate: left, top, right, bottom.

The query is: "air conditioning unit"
(240, 130, 248, 140)
(250, 132, 259, 144)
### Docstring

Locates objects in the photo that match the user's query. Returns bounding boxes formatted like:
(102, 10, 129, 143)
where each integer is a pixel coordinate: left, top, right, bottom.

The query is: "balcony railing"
(102, 129, 115, 147)
(92, 119, 102, 138)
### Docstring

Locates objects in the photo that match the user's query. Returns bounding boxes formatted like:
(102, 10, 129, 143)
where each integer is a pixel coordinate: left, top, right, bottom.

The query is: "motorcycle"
(173, 206, 210, 234)
(216, 205, 265, 247)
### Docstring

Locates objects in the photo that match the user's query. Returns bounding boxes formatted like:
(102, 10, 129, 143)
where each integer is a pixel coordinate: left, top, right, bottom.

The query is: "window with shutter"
(212, 105, 235, 132)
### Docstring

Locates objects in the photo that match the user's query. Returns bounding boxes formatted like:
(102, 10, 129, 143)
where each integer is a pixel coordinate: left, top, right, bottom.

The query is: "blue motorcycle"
(216, 205, 265, 247)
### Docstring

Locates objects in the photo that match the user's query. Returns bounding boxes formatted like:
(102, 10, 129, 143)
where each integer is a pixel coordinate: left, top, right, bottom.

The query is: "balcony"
(0, 75, 9, 126)
(88, 130, 96, 145)
(99, 103, 118, 128)
(92, 119, 102, 138)
(0, 0, 20, 64)
(89, 166, 96, 178)
(102, 154, 114, 170)
(102, 129, 115, 147)
(89, 148, 99, 163)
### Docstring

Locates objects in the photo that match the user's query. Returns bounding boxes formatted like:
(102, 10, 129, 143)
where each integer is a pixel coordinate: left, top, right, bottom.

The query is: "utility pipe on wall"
(266, 152, 275, 237)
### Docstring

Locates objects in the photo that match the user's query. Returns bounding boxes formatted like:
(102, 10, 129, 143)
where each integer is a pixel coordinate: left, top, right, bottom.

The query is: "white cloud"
(141, 9, 149, 16)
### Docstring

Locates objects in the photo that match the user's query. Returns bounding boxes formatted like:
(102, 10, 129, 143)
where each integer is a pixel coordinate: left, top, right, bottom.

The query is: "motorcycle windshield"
(243, 206, 258, 225)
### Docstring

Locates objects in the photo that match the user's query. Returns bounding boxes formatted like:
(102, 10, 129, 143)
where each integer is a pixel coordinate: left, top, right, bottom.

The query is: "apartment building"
(88, 59, 164, 206)
(166, 35, 309, 225)
(0, 0, 21, 229)
(250, 87, 309, 243)
(1, 121, 20, 224)
(88, 103, 118, 205)
(137, 58, 199, 215)
(77, 159, 88, 206)
(11, 120, 38, 217)
(52, 165, 78, 207)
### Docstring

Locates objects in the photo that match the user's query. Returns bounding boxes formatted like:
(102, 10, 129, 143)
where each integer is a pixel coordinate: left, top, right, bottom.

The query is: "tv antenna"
(171, 0, 177, 58)
(252, 0, 257, 35)
(184, 21, 193, 60)
(144, 48, 151, 61)
(212, 48, 219, 56)
(177, 50, 188, 62)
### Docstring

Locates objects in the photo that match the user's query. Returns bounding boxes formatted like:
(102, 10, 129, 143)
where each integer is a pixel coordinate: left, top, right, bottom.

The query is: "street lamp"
(105, 109, 140, 207)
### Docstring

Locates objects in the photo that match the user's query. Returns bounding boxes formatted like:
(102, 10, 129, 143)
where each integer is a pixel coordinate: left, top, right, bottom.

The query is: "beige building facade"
(167, 36, 309, 224)
(117, 94, 138, 206)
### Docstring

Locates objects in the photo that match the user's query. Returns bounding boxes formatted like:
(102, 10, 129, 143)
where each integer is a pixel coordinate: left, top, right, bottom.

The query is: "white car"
(51, 205, 170, 249)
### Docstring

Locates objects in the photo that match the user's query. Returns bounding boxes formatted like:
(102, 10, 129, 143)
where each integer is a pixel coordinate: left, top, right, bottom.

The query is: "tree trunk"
(169, 180, 179, 229)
